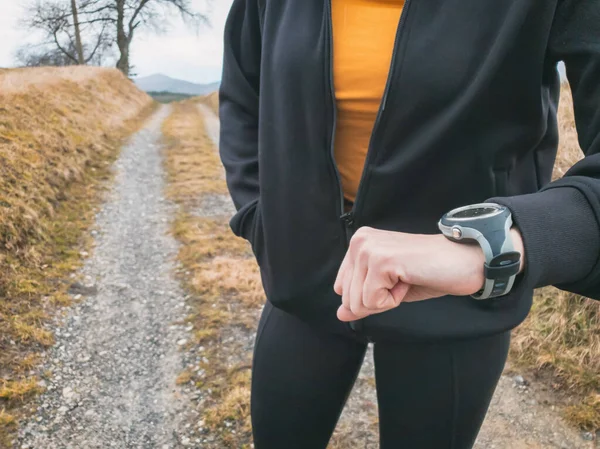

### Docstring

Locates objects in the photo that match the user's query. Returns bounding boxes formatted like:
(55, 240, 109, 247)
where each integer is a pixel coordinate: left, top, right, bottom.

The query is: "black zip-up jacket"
(219, 0, 600, 341)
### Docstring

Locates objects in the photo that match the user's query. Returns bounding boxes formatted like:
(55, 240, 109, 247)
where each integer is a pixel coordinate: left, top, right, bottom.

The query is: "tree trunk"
(115, 0, 130, 76)
(71, 0, 85, 64)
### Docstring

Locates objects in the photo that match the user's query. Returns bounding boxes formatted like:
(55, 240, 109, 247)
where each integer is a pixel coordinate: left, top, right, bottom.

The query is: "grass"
(201, 91, 219, 116)
(148, 91, 194, 104)
(162, 100, 262, 448)
(510, 84, 600, 431)
(0, 379, 43, 402)
(0, 66, 155, 445)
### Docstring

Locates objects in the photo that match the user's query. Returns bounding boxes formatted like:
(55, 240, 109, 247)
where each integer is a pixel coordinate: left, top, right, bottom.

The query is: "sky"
(0, 1, 568, 84)
(0, 0, 233, 84)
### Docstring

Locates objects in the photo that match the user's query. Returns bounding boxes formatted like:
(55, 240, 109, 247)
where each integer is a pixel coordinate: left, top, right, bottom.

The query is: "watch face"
(446, 204, 505, 220)
(452, 206, 499, 219)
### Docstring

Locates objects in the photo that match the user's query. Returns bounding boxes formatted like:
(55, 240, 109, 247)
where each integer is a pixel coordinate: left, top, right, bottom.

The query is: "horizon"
(133, 72, 221, 84)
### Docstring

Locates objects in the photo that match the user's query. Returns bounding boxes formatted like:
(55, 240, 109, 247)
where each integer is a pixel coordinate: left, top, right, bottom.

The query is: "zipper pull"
(340, 211, 355, 228)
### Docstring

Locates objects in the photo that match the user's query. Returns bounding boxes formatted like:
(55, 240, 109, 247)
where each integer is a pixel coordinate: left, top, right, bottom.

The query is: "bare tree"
(71, 0, 85, 63)
(20, 0, 113, 66)
(20, 0, 209, 76)
(76, 0, 209, 76)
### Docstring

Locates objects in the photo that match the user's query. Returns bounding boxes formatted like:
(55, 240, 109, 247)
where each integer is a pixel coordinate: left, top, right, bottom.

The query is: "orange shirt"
(332, 0, 405, 203)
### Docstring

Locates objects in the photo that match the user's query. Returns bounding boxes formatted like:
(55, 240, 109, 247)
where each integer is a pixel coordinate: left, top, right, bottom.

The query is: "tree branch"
(84, 26, 107, 63)
(52, 29, 78, 63)
(79, 3, 117, 17)
(159, 0, 208, 22)
(128, 0, 152, 34)
(79, 17, 116, 25)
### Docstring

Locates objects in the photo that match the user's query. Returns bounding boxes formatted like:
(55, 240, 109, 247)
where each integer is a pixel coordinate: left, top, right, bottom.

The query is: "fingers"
(348, 252, 368, 317)
(341, 260, 353, 312)
(336, 227, 409, 321)
(363, 265, 395, 310)
(337, 304, 361, 322)
(334, 249, 352, 295)
(340, 252, 397, 321)
(389, 281, 410, 305)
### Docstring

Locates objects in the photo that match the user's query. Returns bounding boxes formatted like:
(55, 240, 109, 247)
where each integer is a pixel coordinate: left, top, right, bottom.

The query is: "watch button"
(452, 227, 463, 239)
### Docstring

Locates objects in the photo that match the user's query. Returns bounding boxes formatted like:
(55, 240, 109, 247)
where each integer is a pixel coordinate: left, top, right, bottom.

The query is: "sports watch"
(438, 203, 521, 300)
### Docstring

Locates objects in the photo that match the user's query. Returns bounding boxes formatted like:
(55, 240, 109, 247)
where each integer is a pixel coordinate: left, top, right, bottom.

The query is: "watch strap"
(473, 252, 521, 299)
(472, 216, 519, 299)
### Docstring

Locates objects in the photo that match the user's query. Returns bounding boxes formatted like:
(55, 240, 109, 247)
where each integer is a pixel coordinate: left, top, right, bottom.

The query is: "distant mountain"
(134, 74, 219, 96)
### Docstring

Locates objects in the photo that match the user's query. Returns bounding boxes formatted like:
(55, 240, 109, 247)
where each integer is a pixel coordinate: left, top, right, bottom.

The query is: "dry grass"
(0, 379, 43, 402)
(162, 101, 227, 206)
(0, 66, 117, 95)
(163, 101, 261, 447)
(510, 84, 600, 431)
(201, 91, 219, 116)
(176, 370, 194, 386)
(0, 66, 154, 444)
(553, 84, 583, 179)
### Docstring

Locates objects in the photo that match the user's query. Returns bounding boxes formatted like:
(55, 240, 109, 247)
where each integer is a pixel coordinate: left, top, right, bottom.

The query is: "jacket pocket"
(228, 198, 264, 265)
(229, 198, 259, 241)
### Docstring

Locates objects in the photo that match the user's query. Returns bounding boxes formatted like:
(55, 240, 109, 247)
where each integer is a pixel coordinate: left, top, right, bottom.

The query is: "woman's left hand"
(334, 226, 524, 322)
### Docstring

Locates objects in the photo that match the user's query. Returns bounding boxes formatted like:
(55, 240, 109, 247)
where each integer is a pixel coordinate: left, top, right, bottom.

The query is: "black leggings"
(251, 301, 510, 449)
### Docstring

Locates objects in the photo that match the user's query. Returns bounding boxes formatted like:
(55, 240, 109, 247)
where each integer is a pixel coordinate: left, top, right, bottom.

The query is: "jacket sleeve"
(488, 0, 600, 299)
(219, 0, 262, 240)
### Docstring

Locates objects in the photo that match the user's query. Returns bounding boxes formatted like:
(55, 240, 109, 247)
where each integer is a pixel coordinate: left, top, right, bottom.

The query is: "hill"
(0, 66, 154, 442)
(134, 74, 219, 96)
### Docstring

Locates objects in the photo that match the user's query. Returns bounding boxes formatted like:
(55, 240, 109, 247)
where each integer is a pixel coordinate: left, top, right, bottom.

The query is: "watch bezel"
(443, 203, 506, 221)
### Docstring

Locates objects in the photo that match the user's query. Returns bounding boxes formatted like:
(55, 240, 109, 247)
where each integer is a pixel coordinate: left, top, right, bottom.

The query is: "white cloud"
(0, 0, 233, 84)
(0, 1, 29, 67)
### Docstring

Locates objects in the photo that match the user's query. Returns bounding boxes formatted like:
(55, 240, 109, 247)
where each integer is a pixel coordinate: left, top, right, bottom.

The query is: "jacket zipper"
(347, 0, 413, 226)
(325, 0, 356, 246)
(326, 0, 412, 335)
(325, 0, 360, 336)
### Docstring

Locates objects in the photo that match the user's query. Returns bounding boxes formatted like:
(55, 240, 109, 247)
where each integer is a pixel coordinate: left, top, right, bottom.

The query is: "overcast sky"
(0, 0, 233, 84)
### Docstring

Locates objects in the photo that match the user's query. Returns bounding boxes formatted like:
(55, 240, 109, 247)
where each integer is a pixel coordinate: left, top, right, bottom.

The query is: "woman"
(219, 0, 600, 447)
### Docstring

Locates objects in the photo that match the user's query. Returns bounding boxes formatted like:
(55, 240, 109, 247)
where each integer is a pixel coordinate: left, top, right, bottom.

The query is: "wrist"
(510, 227, 526, 274)
(437, 234, 486, 295)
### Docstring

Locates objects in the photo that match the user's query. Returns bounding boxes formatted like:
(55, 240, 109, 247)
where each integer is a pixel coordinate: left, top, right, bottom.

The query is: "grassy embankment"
(166, 84, 600, 446)
(0, 66, 155, 445)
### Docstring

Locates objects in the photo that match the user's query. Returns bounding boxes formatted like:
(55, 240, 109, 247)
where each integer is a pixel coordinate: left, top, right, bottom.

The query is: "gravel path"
(17, 106, 199, 448)
(476, 371, 596, 448)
